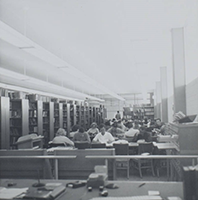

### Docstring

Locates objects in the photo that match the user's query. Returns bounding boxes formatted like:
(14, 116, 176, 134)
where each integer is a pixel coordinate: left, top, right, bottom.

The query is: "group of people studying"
(51, 117, 166, 148)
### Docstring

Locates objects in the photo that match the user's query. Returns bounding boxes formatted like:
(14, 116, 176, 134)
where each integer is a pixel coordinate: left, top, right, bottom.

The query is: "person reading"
(73, 127, 90, 142)
(92, 124, 115, 144)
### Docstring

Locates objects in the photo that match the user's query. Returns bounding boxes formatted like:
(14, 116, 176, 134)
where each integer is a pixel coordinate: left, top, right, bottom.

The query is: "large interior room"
(0, 1, 198, 200)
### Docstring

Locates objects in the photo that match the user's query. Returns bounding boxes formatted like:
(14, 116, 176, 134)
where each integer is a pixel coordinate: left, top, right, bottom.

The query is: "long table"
(0, 179, 183, 200)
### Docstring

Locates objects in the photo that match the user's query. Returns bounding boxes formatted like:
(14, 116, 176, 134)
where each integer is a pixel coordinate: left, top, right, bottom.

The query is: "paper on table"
(148, 191, 160, 196)
(0, 187, 28, 199)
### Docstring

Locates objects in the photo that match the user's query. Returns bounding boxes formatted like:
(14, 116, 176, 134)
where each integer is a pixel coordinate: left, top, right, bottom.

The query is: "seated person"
(107, 121, 124, 137)
(87, 122, 99, 140)
(52, 128, 74, 146)
(73, 127, 90, 142)
(117, 119, 128, 131)
(69, 124, 80, 139)
(124, 122, 140, 142)
(153, 118, 165, 135)
(92, 124, 115, 144)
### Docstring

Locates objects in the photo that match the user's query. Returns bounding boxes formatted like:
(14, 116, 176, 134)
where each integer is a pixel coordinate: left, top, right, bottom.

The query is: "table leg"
(54, 159, 58, 180)
(167, 159, 169, 181)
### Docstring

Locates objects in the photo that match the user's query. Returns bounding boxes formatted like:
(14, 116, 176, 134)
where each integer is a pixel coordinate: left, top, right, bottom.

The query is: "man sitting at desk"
(153, 118, 165, 135)
(73, 127, 90, 142)
(52, 128, 74, 147)
(92, 124, 115, 144)
(124, 122, 140, 142)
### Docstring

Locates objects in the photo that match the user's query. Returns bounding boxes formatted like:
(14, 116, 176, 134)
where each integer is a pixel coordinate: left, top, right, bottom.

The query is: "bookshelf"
(10, 99, 29, 148)
(76, 105, 80, 126)
(84, 106, 89, 130)
(89, 106, 93, 125)
(28, 100, 43, 135)
(54, 103, 63, 134)
(63, 103, 70, 134)
(42, 102, 54, 146)
(0, 97, 10, 149)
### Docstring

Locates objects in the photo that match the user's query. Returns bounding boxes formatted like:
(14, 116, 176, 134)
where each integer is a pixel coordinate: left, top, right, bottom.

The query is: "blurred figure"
(52, 128, 74, 146)
(153, 118, 165, 135)
(87, 122, 99, 141)
(115, 111, 121, 120)
(93, 124, 115, 144)
(69, 125, 80, 139)
(73, 127, 90, 142)
(107, 121, 124, 137)
(124, 122, 140, 142)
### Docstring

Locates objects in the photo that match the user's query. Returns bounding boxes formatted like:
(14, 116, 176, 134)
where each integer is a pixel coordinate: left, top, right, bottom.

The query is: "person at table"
(117, 119, 128, 131)
(107, 121, 125, 137)
(92, 124, 115, 144)
(52, 128, 74, 146)
(68, 124, 80, 139)
(73, 127, 90, 142)
(153, 118, 165, 135)
(124, 122, 140, 142)
(115, 110, 121, 120)
(87, 122, 99, 141)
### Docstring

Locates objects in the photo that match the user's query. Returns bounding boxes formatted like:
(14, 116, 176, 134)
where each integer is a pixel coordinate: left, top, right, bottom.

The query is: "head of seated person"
(92, 124, 115, 144)
(52, 128, 74, 147)
(73, 127, 90, 142)
(69, 125, 80, 139)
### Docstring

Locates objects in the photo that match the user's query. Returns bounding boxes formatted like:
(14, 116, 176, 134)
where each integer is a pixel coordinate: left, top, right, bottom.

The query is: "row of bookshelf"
(0, 97, 105, 149)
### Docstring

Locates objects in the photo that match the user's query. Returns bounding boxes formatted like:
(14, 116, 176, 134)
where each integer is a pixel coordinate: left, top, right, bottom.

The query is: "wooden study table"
(0, 179, 183, 200)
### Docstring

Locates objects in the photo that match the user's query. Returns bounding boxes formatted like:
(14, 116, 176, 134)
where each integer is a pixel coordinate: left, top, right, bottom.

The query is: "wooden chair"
(113, 143, 130, 179)
(132, 142, 155, 178)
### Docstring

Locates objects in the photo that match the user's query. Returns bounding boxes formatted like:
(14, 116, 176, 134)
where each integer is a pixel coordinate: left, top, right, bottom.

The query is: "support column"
(155, 82, 161, 119)
(160, 67, 168, 122)
(171, 28, 186, 114)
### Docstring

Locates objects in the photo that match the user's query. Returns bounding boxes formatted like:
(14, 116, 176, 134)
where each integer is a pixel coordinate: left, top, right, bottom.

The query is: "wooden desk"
(0, 179, 183, 200)
(153, 142, 179, 151)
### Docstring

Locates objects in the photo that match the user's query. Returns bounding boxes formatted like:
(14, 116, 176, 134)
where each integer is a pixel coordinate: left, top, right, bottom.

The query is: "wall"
(186, 77, 198, 115)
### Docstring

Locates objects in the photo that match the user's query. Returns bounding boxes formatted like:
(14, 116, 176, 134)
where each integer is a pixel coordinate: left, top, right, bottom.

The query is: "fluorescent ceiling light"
(0, 83, 84, 102)
(0, 67, 104, 102)
(0, 21, 123, 101)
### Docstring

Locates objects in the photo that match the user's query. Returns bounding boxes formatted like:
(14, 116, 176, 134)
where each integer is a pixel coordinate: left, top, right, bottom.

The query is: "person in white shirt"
(92, 124, 115, 144)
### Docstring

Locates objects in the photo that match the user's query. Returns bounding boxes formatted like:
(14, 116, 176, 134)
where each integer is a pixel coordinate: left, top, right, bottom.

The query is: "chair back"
(74, 142, 90, 149)
(138, 142, 153, 155)
(113, 143, 129, 155)
(48, 142, 66, 148)
(91, 143, 106, 148)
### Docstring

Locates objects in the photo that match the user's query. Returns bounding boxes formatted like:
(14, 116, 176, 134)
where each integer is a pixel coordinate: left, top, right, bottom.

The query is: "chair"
(48, 141, 66, 148)
(91, 143, 106, 148)
(74, 142, 90, 149)
(132, 142, 155, 178)
(113, 143, 130, 179)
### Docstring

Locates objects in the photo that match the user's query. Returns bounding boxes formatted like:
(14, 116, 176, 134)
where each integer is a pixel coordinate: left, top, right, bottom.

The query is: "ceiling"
(0, 0, 196, 101)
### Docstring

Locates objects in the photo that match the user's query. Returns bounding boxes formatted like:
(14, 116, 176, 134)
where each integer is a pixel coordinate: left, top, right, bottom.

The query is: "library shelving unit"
(69, 104, 75, 129)
(54, 102, 63, 134)
(93, 107, 96, 123)
(28, 100, 43, 135)
(76, 105, 81, 126)
(63, 103, 70, 134)
(43, 102, 54, 146)
(0, 97, 10, 149)
(89, 106, 93, 125)
(143, 104, 154, 119)
(10, 99, 29, 148)
(84, 106, 89, 130)
(80, 105, 85, 128)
